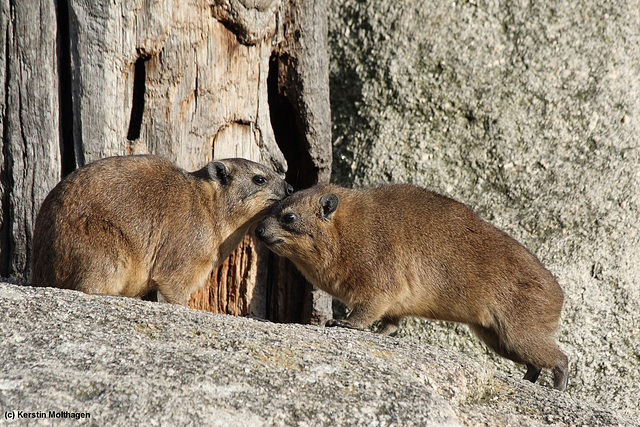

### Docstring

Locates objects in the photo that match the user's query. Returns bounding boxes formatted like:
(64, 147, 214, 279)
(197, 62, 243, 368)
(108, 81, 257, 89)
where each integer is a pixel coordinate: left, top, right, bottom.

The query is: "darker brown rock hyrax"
(32, 155, 293, 305)
(255, 183, 569, 390)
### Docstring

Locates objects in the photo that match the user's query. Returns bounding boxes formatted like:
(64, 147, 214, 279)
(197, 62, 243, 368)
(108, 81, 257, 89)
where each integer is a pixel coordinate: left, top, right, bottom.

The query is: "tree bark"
(0, 0, 332, 324)
(262, 0, 333, 323)
(1, 0, 61, 281)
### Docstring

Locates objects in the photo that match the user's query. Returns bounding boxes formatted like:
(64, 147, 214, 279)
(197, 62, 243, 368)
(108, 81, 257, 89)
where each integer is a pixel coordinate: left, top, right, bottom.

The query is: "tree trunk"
(0, 0, 332, 324)
(1, 0, 61, 281)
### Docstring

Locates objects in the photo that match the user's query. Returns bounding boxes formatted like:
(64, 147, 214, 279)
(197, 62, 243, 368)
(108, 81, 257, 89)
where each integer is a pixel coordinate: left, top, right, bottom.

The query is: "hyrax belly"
(32, 154, 293, 305)
(256, 183, 569, 391)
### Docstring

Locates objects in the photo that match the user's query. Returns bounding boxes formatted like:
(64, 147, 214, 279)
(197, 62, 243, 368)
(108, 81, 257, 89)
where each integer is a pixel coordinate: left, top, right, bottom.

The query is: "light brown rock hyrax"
(255, 183, 569, 390)
(32, 154, 293, 305)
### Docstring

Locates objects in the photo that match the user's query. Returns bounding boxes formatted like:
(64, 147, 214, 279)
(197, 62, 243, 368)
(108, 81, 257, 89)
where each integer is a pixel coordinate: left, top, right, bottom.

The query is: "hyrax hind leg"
(524, 363, 542, 383)
(520, 334, 569, 391)
(70, 248, 134, 296)
(551, 352, 569, 391)
(470, 323, 569, 391)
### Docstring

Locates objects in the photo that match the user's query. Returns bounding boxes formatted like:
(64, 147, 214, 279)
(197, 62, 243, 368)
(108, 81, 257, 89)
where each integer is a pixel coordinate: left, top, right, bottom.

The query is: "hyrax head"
(255, 184, 340, 267)
(199, 158, 294, 221)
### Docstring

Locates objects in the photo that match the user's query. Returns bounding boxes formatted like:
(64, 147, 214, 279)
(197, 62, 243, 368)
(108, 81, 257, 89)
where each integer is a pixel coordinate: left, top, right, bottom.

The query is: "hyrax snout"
(256, 183, 569, 391)
(32, 154, 293, 305)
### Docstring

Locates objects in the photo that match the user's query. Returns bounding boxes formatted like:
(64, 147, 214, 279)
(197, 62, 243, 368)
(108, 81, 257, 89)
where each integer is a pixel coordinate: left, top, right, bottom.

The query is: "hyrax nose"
(285, 183, 294, 196)
(255, 224, 266, 239)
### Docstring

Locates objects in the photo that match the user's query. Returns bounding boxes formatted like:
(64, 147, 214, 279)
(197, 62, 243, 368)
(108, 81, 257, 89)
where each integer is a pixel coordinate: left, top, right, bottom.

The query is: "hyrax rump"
(32, 155, 293, 305)
(255, 183, 569, 390)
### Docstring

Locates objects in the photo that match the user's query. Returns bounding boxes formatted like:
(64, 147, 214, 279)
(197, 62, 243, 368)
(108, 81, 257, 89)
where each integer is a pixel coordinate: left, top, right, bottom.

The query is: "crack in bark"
(55, 0, 76, 177)
(194, 62, 199, 110)
(267, 53, 318, 190)
(127, 55, 148, 141)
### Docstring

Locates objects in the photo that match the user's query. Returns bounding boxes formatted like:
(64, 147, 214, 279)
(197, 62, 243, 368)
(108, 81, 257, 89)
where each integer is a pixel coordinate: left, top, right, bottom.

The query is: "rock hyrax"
(32, 154, 293, 305)
(255, 183, 569, 390)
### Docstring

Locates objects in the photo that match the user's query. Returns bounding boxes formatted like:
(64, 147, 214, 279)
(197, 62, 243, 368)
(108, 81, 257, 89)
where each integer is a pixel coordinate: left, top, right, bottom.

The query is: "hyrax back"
(32, 155, 293, 305)
(256, 183, 569, 390)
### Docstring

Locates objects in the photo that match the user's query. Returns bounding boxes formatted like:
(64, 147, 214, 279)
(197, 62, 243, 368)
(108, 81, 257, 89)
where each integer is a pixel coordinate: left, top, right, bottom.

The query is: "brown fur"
(32, 155, 292, 305)
(256, 183, 569, 390)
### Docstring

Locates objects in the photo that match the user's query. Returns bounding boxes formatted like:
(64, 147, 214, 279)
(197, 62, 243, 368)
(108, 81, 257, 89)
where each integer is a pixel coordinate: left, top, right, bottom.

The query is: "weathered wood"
(189, 235, 266, 317)
(0, 0, 61, 280)
(65, 0, 286, 170)
(0, 0, 332, 323)
(265, 0, 334, 322)
(271, 0, 332, 185)
(193, 0, 334, 322)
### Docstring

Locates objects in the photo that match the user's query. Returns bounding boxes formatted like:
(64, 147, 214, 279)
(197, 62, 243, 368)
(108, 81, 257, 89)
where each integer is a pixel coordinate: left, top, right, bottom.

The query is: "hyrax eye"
(252, 175, 267, 185)
(282, 213, 297, 224)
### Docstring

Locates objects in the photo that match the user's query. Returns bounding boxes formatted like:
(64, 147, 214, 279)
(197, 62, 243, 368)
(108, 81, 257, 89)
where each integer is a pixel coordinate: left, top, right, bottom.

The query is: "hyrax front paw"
(325, 319, 361, 330)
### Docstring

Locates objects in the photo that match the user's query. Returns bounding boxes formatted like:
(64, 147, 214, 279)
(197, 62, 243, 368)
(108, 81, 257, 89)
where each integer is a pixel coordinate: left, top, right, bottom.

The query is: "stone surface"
(0, 282, 633, 426)
(328, 0, 640, 417)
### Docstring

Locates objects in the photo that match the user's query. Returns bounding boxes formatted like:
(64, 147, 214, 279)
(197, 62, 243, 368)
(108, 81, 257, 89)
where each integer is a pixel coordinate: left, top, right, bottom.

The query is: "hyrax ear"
(319, 193, 339, 218)
(208, 161, 230, 185)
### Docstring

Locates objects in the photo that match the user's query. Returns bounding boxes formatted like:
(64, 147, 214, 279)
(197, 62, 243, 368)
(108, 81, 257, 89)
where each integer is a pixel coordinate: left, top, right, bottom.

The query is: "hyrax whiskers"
(255, 183, 569, 390)
(32, 154, 293, 305)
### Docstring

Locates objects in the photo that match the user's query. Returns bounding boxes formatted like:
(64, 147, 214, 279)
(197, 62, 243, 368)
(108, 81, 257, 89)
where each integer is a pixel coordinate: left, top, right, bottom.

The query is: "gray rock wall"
(0, 282, 633, 425)
(328, 0, 640, 416)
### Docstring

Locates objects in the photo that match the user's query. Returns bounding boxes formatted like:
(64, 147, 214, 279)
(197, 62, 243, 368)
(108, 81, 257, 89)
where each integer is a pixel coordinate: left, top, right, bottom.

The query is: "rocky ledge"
(0, 281, 632, 426)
